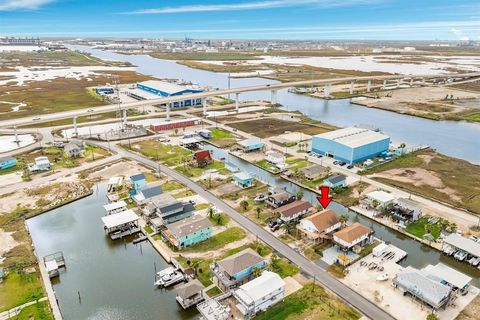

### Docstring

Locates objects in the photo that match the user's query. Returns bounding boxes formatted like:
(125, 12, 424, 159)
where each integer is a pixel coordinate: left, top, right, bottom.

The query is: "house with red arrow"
(297, 209, 342, 244)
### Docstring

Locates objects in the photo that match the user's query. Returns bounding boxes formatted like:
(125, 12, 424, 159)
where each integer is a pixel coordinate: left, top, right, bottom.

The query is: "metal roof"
(324, 175, 346, 184)
(238, 137, 264, 147)
(130, 173, 146, 182)
(139, 80, 201, 95)
(101, 209, 138, 229)
(367, 190, 395, 203)
(167, 215, 211, 239)
(314, 127, 390, 149)
(103, 200, 127, 212)
(140, 185, 163, 199)
(217, 248, 265, 276)
(234, 271, 285, 305)
(176, 279, 205, 300)
(394, 266, 451, 308)
(233, 171, 253, 181)
(422, 263, 472, 289)
(443, 233, 480, 258)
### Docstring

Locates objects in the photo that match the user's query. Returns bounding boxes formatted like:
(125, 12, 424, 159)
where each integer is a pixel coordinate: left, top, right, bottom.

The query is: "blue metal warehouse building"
(131, 80, 203, 108)
(311, 127, 390, 164)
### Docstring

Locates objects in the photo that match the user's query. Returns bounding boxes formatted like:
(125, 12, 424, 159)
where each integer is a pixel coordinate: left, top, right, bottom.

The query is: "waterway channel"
(69, 45, 480, 164)
(27, 184, 197, 320)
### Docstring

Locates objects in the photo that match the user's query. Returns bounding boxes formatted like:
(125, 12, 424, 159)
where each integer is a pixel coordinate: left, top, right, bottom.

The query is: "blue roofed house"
(132, 185, 163, 205)
(0, 157, 17, 170)
(132, 80, 204, 108)
(129, 173, 147, 195)
(323, 175, 347, 189)
(233, 172, 254, 188)
(237, 138, 265, 153)
(162, 215, 212, 249)
(211, 248, 267, 291)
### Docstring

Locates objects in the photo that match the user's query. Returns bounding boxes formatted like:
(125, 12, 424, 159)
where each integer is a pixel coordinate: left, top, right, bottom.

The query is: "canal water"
(69, 45, 480, 164)
(27, 185, 197, 320)
(202, 143, 480, 286)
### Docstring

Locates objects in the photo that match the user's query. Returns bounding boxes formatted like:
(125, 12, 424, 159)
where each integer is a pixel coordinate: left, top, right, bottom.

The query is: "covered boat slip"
(101, 209, 140, 239)
(443, 233, 480, 259)
(103, 200, 127, 215)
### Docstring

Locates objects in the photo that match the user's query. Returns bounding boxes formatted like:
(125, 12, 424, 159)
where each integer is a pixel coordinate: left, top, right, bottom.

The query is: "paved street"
(98, 140, 395, 320)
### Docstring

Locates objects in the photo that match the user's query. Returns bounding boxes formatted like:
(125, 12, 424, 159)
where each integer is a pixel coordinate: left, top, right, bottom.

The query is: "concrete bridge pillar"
(421, 77, 426, 85)
(324, 84, 331, 97)
(166, 103, 171, 120)
(410, 78, 414, 87)
(13, 125, 20, 143)
(73, 115, 78, 137)
(350, 81, 355, 94)
(382, 80, 387, 89)
(271, 90, 277, 105)
(396, 79, 401, 88)
(367, 80, 372, 92)
(235, 93, 239, 112)
(122, 109, 127, 127)
(202, 99, 208, 116)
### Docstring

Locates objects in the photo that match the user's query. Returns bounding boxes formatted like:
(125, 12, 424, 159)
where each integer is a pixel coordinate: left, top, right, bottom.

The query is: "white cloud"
(124, 0, 382, 15)
(450, 28, 462, 35)
(0, 0, 55, 11)
(460, 36, 470, 41)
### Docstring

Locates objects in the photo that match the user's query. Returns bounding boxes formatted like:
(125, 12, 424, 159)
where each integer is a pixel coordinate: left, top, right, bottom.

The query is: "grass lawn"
(255, 160, 282, 173)
(173, 189, 197, 199)
(228, 118, 333, 138)
(286, 158, 311, 170)
(162, 180, 184, 192)
(149, 52, 259, 61)
(405, 217, 443, 239)
(361, 149, 480, 215)
(209, 128, 239, 148)
(11, 301, 53, 320)
(125, 140, 192, 167)
(182, 227, 246, 253)
(270, 257, 300, 278)
(254, 283, 361, 320)
(0, 271, 45, 312)
(195, 203, 211, 211)
(175, 160, 226, 178)
(208, 213, 230, 226)
(206, 286, 222, 297)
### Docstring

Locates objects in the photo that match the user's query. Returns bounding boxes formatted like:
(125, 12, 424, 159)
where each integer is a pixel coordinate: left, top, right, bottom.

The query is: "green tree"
(207, 207, 214, 219)
(252, 266, 263, 278)
(240, 200, 249, 212)
(426, 313, 439, 320)
(282, 220, 296, 236)
(296, 190, 304, 200)
(255, 207, 262, 219)
(339, 214, 349, 227)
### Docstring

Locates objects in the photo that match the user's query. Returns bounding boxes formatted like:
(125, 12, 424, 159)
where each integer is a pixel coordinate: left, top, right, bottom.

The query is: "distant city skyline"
(1, 0, 479, 40)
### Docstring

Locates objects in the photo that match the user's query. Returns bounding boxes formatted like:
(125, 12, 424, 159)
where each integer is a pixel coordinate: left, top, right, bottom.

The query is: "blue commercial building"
(311, 127, 390, 164)
(132, 80, 203, 108)
(0, 157, 16, 170)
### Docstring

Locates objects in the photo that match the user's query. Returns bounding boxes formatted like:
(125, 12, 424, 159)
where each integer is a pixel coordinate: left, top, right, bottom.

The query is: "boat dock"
(101, 209, 141, 240)
(43, 252, 66, 278)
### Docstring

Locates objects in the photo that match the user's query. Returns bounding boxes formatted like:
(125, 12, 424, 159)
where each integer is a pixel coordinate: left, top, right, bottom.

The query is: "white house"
(333, 222, 374, 251)
(265, 150, 287, 169)
(367, 190, 395, 208)
(28, 156, 51, 172)
(234, 271, 285, 319)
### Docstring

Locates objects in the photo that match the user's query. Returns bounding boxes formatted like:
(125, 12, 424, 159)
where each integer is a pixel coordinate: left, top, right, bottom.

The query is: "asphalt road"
(99, 141, 395, 320)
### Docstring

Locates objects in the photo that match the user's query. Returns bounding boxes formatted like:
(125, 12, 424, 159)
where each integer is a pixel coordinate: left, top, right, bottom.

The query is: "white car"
(87, 109, 94, 113)
(33, 117, 41, 121)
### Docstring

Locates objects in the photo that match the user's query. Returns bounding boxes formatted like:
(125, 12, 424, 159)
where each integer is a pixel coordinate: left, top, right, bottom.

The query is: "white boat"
(154, 267, 185, 287)
(442, 245, 455, 255)
(468, 257, 480, 267)
(454, 250, 467, 261)
(376, 273, 389, 281)
(254, 194, 266, 202)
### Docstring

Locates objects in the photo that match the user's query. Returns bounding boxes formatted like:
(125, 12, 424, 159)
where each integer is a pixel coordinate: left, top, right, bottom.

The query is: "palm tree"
(282, 220, 296, 236)
(255, 207, 262, 219)
(339, 214, 349, 227)
(296, 190, 304, 200)
(240, 200, 249, 212)
(252, 266, 262, 278)
(207, 207, 214, 219)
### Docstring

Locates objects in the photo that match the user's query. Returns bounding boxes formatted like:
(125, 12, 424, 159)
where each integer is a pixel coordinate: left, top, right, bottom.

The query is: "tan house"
(333, 222, 374, 251)
(297, 209, 341, 243)
(300, 164, 329, 181)
(276, 200, 313, 222)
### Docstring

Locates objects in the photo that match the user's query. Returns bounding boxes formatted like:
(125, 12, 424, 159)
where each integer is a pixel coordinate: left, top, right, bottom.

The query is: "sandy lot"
(0, 171, 23, 188)
(0, 230, 18, 263)
(369, 167, 461, 201)
(87, 160, 153, 181)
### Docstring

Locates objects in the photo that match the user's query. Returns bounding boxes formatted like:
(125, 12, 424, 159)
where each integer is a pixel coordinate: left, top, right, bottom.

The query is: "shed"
(372, 242, 388, 257)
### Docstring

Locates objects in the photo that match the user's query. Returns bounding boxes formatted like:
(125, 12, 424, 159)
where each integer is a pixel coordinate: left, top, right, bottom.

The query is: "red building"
(193, 150, 213, 167)
(149, 118, 200, 133)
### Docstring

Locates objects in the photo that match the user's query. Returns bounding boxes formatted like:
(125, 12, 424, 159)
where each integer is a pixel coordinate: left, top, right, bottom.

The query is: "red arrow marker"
(317, 186, 332, 209)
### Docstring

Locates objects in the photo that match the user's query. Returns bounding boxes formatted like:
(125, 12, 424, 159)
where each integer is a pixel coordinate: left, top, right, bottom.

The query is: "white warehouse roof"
(234, 271, 285, 305)
(101, 209, 138, 229)
(139, 80, 198, 95)
(314, 127, 390, 148)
